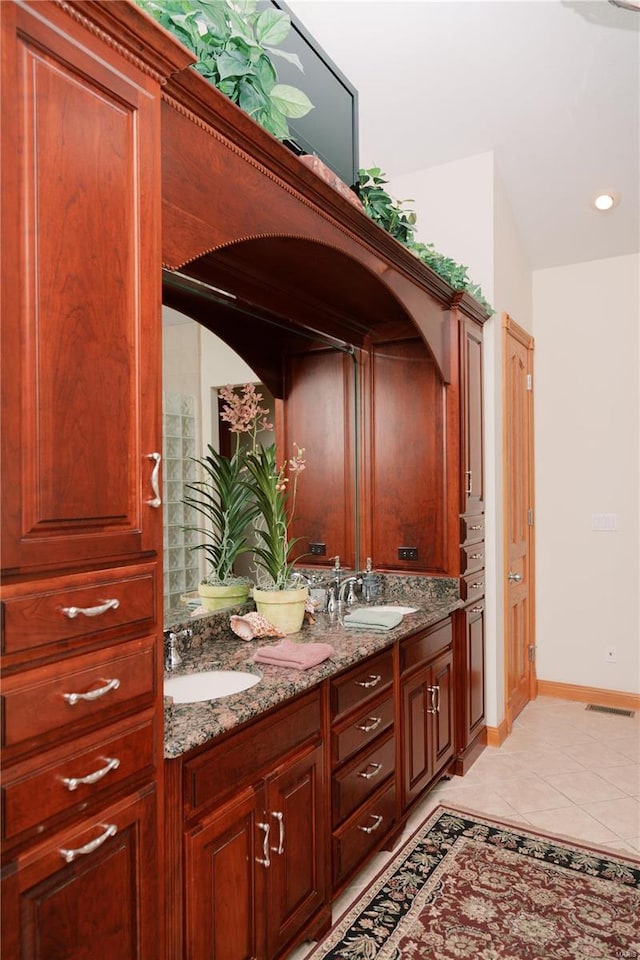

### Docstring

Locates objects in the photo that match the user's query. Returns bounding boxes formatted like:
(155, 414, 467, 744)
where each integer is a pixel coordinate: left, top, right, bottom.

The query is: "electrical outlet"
(309, 542, 326, 556)
(605, 646, 617, 663)
(398, 546, 419, 561)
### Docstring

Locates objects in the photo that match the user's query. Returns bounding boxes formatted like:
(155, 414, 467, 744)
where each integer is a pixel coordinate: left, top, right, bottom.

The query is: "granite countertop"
(163, 581, 463, 759)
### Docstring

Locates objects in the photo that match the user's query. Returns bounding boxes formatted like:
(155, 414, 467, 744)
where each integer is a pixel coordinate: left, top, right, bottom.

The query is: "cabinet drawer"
(459, 543, 485, 577)
(332, 692, 394, 766)
(1, 635, 156, 749)
(332, 780, 396, 890)
(330, 650, 394, 723)
(401, 618, 452, 675)
(2, 711, 156, 842)
(460, 515, 485, 545)
(332, 732, 395, 829)
(460, 572, 485, 603)
(184, 689, 321, 817)
(1, 563, 157, 659)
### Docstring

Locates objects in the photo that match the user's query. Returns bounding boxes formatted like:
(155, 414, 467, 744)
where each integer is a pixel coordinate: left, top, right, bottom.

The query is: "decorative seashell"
(229, 612, 286, 640)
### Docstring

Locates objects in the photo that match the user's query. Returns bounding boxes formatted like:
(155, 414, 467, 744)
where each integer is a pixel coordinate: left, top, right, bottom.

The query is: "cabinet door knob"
(146, 452, 162, 508)
(357, 762, 382, 780)
(508, 571, 522, 583)
(256, 822, 271, 867)
(59, 823, 117, 863)
(61, 757, 120, 791)
(61, 598, 120, 619)
(270, 811, 284, 855)
(63, 677, 120, 705)
(356, 716, 381, 733)
(357, 814, 383, 835)
(355, 674, 381, 689)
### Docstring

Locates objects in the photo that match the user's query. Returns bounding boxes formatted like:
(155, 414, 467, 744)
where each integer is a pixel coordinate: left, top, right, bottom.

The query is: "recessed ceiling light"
(593, 193, 618, 211)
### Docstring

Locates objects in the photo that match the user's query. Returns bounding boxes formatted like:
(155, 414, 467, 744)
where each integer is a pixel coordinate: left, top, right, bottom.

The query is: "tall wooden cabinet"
(455, 313, 487, 772)
(0, 4, 187, 958)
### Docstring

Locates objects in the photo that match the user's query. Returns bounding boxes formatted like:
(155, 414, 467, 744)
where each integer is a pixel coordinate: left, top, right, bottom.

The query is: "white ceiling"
(285, 0, 639, 270)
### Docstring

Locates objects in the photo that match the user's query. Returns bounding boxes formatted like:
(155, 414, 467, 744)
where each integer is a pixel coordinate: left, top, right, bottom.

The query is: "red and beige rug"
(309, 805, 640, 960)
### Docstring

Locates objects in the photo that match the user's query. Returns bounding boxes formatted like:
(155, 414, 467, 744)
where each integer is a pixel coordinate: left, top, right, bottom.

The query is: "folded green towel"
(343, 608, 403, 631)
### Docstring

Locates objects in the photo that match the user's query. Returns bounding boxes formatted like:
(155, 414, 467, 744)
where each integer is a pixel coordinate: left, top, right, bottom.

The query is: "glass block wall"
(162, 392, 201, 614)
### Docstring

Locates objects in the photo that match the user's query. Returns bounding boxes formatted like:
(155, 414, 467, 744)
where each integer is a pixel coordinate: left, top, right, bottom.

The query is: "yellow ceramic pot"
(198, 582, 250, 612)
(252, 586, 308, 635)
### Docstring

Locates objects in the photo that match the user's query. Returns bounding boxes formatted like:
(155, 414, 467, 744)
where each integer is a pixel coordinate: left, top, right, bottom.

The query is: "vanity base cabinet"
(170, 691, 328, 960)
(400, 621, 455, 813)
(1, 785, 159, 960)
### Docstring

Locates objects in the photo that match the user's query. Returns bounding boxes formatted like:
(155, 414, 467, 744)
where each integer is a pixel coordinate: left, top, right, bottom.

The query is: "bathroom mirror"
(162, 300, 359, 629)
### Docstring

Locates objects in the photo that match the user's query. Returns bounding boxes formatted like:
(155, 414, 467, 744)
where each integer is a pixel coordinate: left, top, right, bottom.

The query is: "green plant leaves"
(357, 166, 493, 313)
(135, 0, 313, 141)
(270, 84, 313, 119)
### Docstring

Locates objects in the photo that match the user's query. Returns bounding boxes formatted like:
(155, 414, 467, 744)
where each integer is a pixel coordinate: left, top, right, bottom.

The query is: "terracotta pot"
(198, 582, 250, 612)
(252, 586, 308, 635)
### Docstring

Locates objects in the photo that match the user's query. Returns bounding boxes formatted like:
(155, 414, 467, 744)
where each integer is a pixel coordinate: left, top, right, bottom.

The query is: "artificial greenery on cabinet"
(356, 167, 493, 314)
(135, 0, 313, 140)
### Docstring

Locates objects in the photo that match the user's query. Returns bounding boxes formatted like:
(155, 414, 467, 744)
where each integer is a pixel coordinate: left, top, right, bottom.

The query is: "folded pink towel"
(253, 639, 334, 671)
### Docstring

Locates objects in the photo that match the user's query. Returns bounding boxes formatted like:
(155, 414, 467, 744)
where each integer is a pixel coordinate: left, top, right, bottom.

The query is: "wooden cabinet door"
(184, 785, 266, 960)
(400, 666, 433, 810)
(265, 743, 327, 959)
(459, 602, 486, 747)
(0, 1, 162, 576)
(460, 318, 484, 516)
(431, 650, 455, 776)
(1, 786, 158, 960)
(366, 332, 449, 574)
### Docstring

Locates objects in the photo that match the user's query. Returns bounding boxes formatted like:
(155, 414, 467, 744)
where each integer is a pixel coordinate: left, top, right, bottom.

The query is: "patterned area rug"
(309, 805, 640, 960)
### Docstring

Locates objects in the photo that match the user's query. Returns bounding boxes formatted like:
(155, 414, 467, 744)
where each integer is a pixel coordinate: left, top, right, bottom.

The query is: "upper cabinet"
(460, 317, 485, 517)
(0, 0, 186, 576)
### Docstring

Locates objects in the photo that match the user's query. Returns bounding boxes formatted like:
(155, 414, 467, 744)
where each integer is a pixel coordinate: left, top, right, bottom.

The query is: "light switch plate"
(592, 513, 617, 532)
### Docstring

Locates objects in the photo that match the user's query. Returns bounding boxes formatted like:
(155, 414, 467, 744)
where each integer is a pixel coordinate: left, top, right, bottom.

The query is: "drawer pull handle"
(59, 823, 117, 863)
(469, 553, 484, 561)
(61, 598, 120, 619)
(469, 581, 484, 590)
(357, 762, 382, 780)
(427, 684, 441, 714)
(355, 674, 381, 689)
(63, 677, 120, 705)
(357, 814, 383, 835)
(470, 605, 484, 614)
(256, 821, 271, 868)
(270, 811, 284, 855)
(465, 470, 473, 496)
(469, 524, 483, 531)
(357, 716, 381, 733)
(146, 452, 162, 508)
(61, 757, 121, 792)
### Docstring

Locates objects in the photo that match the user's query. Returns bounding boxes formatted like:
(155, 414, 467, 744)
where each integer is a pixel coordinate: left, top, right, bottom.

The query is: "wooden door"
(0, 1, 162, 576)
(265, 743, 326, 959)
(400, 666, 432, 810)
(1, 787, 158, 960)
(461, 602, 486, 745)
(184, 785, 266, 960)
(503, 315, 536, 726)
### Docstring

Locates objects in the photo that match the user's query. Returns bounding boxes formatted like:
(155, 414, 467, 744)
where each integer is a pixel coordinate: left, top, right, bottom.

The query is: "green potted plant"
(183, 383, 269, 610)
(243, 440, 309, 634)
(135, 0, 313, 141)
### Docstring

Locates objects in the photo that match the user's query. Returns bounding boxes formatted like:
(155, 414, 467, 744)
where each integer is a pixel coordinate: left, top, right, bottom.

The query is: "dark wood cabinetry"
(460, 317, 485, 518)
(400, 620, 455, 811)
(0, 4, 185, 958)
(168, 691, 328, 960)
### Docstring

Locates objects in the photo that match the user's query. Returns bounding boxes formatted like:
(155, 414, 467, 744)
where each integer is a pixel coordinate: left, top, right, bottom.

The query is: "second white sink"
(165, 670, 260, 704)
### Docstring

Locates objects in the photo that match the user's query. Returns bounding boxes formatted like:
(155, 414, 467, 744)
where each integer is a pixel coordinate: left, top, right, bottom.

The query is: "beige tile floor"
(289, 695, 640, 958)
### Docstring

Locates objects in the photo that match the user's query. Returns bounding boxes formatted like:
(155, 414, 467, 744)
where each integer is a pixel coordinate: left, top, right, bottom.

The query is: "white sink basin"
(164, 670, 260, 704)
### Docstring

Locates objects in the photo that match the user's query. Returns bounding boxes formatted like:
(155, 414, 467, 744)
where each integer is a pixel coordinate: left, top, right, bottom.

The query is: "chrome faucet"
(337, 576, 362, 607)
(165, 628, 192, 670)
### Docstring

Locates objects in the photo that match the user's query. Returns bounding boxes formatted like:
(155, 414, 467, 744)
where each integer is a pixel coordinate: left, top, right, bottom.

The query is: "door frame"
(502, 314, 536, 732)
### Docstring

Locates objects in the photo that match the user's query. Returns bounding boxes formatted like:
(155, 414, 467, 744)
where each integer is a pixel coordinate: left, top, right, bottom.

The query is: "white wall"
(533, 254, 640, 694)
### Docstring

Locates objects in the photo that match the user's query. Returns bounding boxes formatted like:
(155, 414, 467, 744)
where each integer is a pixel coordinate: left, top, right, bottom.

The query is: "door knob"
(508, 571, 522, 583)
